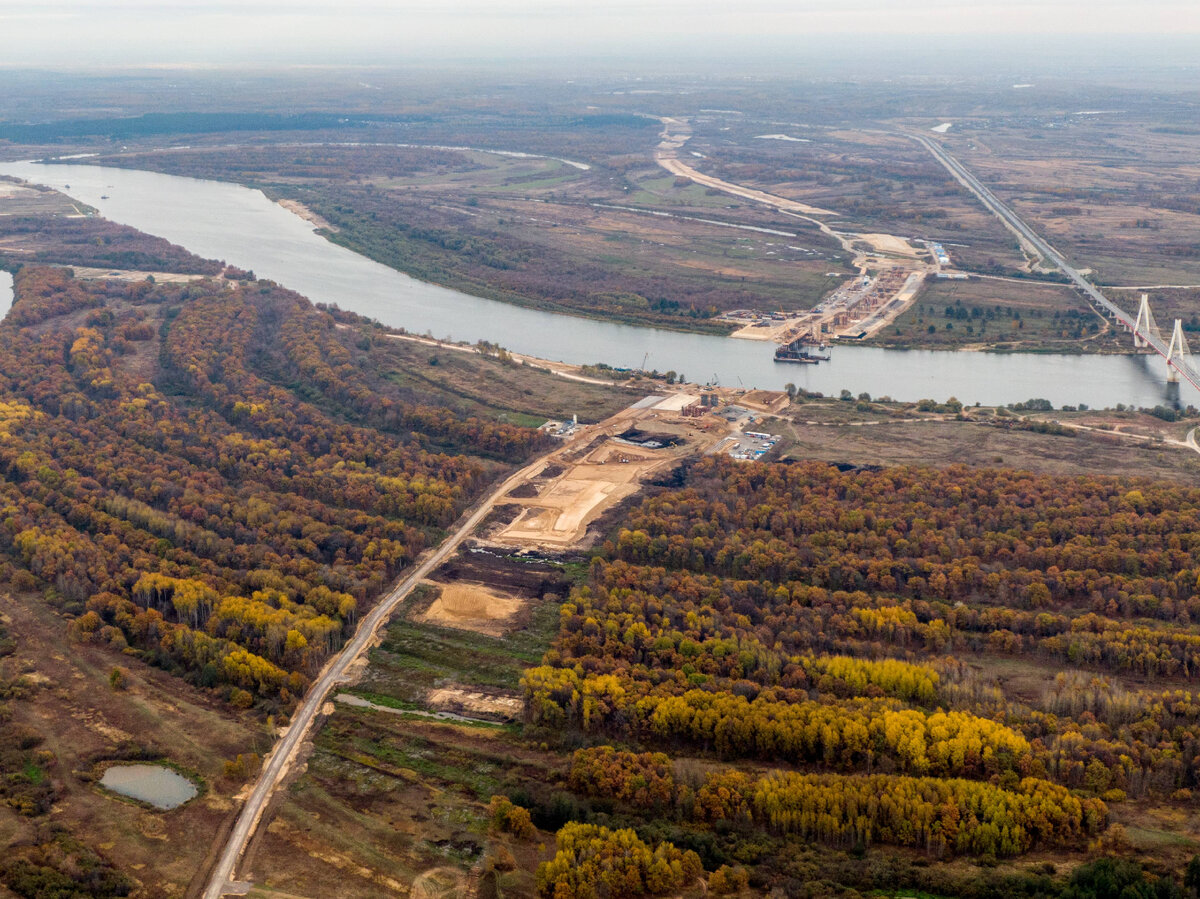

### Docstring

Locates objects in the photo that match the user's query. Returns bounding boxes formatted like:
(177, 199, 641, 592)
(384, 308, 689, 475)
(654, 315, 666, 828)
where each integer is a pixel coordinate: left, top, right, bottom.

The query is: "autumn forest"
(4, 261, 1200, 898)
(0, 266, 545, 713)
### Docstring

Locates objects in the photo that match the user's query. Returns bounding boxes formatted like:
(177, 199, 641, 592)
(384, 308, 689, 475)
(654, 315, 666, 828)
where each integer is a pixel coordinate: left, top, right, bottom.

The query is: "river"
(0, 160, 1191, 408)
(0, 270, 12, 320)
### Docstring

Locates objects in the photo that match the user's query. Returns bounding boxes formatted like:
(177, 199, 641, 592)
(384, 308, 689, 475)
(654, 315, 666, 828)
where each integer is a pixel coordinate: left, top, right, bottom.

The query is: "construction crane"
(641, 352, 650, 372)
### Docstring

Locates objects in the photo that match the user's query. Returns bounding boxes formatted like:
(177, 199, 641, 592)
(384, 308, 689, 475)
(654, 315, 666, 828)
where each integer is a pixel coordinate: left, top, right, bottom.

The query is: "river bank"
(1, 160, 1194, 409)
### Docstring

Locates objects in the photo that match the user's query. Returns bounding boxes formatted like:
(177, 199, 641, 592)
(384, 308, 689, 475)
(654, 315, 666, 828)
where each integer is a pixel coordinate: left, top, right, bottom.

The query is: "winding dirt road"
(653, 117, 837, 217)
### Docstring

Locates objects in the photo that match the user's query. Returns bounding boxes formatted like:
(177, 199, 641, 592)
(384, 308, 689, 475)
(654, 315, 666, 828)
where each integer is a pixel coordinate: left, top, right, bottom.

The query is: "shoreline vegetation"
(46, 144, 1160, 354)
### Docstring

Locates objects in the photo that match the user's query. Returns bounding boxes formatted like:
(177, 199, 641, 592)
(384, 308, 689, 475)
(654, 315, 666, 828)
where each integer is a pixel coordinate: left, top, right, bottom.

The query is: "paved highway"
(910, 132, 1200, 391)
(909, 132, 1132, 325)
(201, 451, 556, 899)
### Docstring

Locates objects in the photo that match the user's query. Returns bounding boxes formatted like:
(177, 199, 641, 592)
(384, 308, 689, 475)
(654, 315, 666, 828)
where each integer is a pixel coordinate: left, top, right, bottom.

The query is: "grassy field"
(870, 276, 1124, 352)
(240, 557, 573, 898)
(353, 585, 562, 706)
(946, 118, 1200, 286)
(368, 332, 643, 425)
(777, 402, 1200, 481)
(244, 710, 560, 899)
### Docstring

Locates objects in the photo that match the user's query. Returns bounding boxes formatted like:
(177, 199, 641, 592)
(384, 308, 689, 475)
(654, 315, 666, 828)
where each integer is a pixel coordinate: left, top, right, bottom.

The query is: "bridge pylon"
(1166, 318, 1190, 383)
(1134, 293, 1152, 348)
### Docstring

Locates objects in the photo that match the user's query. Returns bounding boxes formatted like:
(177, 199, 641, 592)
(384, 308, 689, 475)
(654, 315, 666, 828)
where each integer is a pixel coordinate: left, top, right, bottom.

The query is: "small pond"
(99, 764, 198, 810)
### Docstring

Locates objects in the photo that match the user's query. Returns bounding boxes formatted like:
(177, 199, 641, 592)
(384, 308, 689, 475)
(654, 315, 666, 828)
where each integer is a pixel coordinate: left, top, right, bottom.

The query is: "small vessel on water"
(774, 338, 831, 364)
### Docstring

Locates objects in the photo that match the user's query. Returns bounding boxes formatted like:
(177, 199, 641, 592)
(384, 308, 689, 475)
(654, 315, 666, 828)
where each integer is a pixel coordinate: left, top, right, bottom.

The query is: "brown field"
(0, 178, 90, 216)
(67, 265, 209, 283)
(0, 589, 260, 898)
(944, 118, 1200, 285)
(778, 410, 1200, 482)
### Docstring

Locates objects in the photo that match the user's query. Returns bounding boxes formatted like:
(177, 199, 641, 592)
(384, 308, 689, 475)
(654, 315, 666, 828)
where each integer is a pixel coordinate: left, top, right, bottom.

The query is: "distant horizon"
(0, 0, 1198, 73)
(0, 34, 1199, 84)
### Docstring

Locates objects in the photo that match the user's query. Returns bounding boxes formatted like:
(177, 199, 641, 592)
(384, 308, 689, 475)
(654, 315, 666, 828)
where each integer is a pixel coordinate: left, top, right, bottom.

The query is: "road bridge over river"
(910, 132, 1200, 394)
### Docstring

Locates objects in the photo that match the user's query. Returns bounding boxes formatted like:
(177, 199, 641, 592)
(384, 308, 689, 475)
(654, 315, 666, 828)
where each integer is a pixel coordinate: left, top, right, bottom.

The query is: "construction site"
(772, 268, 928, 345)
(485, 391, 727, 551)
(719, 223, 953, 353)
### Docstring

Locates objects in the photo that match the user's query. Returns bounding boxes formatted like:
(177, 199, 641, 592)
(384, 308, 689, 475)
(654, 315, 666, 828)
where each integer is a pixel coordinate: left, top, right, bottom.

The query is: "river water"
(0, 160, 1190, 408)
(0, 270, 12, 320)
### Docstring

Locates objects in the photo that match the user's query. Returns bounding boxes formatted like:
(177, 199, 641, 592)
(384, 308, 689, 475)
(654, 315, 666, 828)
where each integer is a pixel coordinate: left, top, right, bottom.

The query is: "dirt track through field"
(653, 116, 837, 217)
(201, 445, 563, 899)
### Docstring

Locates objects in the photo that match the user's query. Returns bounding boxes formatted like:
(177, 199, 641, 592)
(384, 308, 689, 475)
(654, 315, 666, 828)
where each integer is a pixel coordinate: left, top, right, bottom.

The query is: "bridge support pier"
(1134, 293, 1152, 349)
(1167, 318, 1188, 384)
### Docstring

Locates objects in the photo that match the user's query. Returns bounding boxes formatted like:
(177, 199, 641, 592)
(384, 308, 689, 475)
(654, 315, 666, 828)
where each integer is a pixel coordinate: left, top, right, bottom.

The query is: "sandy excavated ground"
(427, 688, 524, 719)
(482, 394, 726, 551)
(855, 233, 921, 258)
(69, 266, 209, 283)
(418, 582, 525, 637)
(496, 442, 668, 548)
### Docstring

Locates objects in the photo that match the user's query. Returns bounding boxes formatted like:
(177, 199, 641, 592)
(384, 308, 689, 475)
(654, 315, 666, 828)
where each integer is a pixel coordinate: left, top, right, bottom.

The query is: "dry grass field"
(778, 406, 1200, 481)
(0, 589, 261, 898)
(873, 275, 1124, 351)
(944, 117, 1200, 286)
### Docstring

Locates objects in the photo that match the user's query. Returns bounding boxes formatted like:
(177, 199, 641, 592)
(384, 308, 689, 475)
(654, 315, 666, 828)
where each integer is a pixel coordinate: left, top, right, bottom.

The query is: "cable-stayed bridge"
(1127, 294, 1200, 392)
(911, 132, 1200, 395)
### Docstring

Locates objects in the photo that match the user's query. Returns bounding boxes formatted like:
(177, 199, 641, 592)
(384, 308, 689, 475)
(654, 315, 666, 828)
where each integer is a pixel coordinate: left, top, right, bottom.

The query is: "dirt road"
(200, 448, 562, 899)
(654, 117, 837, 217)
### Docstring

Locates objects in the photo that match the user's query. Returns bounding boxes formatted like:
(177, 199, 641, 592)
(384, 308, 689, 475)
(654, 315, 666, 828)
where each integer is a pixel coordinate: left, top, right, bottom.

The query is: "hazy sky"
(1, 1, 1197, 67)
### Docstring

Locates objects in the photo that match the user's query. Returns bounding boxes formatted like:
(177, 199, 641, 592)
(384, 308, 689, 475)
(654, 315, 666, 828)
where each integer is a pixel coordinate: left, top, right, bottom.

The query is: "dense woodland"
(0, 266, 545, 716)
(520, 457, 1200, 896)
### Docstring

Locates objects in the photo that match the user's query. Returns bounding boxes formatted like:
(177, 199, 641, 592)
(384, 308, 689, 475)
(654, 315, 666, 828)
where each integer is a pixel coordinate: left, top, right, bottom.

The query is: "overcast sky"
(1, 1, 1197, 67)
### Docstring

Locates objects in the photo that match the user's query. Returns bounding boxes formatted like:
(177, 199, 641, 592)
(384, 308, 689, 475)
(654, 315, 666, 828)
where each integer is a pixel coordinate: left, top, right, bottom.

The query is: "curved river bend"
(0, 161, 1190, 409)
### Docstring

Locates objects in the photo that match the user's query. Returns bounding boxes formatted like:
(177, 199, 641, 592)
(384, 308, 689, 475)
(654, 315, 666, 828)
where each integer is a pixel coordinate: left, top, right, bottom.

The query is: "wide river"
(0, 269, 12, 320)
(1, 160, 1192, 408)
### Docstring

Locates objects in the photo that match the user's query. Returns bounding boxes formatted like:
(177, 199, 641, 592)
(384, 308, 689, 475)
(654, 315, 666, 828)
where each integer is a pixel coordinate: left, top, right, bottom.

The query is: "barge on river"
(774, 338, 831, 365)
